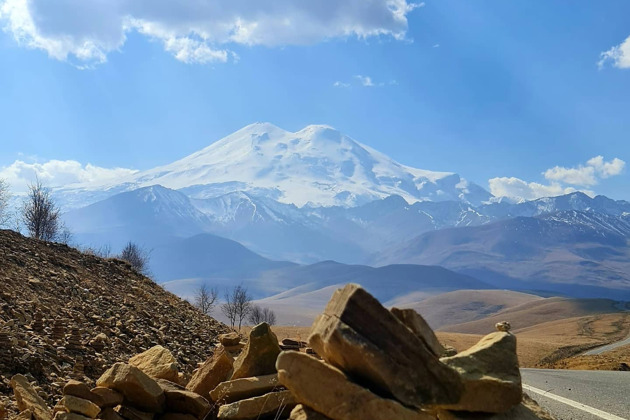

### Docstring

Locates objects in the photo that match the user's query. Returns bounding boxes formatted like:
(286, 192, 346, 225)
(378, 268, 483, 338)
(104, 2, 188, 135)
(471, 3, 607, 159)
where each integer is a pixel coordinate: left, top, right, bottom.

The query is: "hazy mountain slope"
(63, 185, 210, 249)
(390, 289, 544, 329)
(375, 210, 630, 297)
(150, 233, 296, 280)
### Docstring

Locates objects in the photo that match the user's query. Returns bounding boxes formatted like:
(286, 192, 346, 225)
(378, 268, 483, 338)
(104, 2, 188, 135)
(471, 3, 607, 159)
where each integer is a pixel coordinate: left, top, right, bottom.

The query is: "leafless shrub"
(21, 178, 60, 241)
(222, 284, 252, 330)
(119, 241, 150, 275)
(248, 305, 277, 326)
(194, 283, 218, 315)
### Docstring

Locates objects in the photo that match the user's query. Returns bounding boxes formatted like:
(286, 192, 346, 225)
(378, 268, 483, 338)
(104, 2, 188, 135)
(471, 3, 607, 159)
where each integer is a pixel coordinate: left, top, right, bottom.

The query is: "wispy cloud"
(0, 0, 421, 67)
(354, 75, 375, 87)
(334, 75, 396, 88)
(488, 156, 625, 201)
(432, 43, 440, 48)
(598, 35, 630, 69)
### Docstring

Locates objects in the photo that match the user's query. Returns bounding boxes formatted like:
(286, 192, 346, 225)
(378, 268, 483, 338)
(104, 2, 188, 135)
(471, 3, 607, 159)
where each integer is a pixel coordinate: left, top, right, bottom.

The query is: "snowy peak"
(131, 123, 491, 207)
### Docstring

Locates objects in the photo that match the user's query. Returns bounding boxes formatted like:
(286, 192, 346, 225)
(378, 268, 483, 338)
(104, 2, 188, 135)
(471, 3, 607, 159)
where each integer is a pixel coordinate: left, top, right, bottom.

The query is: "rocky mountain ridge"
(0, 229, 228, 414)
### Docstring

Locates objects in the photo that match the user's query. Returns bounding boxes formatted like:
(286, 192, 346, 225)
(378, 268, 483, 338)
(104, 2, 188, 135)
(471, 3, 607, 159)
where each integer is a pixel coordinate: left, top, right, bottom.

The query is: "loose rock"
(210, 374, 281, 403)
(186, 346, 233, 398)
(96, 363, 165, 413)
(438, 332, 522, 413)
(10, 375, 52, 420)
(217, 390, 296, 420)
(129, 346, 179, 383)
(231, 323, 281, 380)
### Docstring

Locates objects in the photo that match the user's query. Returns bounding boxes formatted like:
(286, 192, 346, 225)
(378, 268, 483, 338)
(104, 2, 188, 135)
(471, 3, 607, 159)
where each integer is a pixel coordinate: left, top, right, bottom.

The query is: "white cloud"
(598, 35, 630, 69)
(0, 0, 422, 67)
(0, 159, 137, 192)
(543, 156, 625, 186)
(354, 75, 375, 87)
(432, 43, 439, 48)
(489, 156, 624, 201)
(488, 177, 589, 201)
(333, 81, 350, 88)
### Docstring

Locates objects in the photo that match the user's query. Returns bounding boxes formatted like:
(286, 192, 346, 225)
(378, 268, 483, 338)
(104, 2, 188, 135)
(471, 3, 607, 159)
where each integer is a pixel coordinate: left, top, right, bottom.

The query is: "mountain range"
(52, 122, 630, 301)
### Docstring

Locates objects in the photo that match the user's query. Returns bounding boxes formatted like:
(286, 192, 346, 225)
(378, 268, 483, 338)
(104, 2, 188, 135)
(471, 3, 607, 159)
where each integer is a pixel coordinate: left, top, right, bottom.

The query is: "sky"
(0, 0, 629, 201)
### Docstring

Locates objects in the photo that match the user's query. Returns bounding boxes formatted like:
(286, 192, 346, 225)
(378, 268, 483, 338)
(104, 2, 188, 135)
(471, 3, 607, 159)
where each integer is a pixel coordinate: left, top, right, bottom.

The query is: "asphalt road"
(521, 368, 629, 419)
(583, 335, 630, 355)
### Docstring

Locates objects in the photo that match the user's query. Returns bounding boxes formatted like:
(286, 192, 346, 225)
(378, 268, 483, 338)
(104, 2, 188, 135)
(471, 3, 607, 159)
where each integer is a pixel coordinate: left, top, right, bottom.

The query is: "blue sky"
(0, 0, 629, 201)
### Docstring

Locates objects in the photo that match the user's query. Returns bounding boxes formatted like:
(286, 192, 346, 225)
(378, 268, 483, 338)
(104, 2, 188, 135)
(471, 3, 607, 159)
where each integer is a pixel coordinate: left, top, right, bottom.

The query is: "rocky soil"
(0, 230, 228, 416)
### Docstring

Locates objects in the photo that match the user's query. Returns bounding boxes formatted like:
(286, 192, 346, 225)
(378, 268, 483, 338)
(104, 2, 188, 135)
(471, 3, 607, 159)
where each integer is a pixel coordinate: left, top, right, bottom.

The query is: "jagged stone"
(89, 388, 123, 408)
(156, 380, 210, 419)
(129, 346, 179, 382)
(63, 381, 103, 407)
(218, 333, 240, 347)
(231, 323, 281, 380)
(289, 405, 332, 420)
(57, 396, 100, 419)
(277, 351, 434, 420)
(309, 284, 463, 407)
(96, 363, 165, 413)
(438, 332, 522, 413)
(217, 390, 296, 420)
(186, 346, 233, 398)
(114, 406, 154, 420)
(391, 308, 444, 357)
(210, 374, 280, 403)
(11, 374, 52, 420)
(495, 322, 511, 333)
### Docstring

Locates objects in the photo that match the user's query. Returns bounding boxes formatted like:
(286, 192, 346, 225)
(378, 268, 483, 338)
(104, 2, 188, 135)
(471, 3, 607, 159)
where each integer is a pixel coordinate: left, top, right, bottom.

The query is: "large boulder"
(63, 381, 103, 407)
(438, 332, 522, 413)
(90, 388, 123, 408)
(277, 351, 434, 420)
(217, 390, 296, 420)
(186, 346, 234, 397)
(231, 323, 281, 380)
(156, 380, 210, 419)
(210, 374, 280, 403)
(56, 396, 100, 419)
(129, 346, 179, 383)
(309, 284, 462, 407)
(10, 374, 52, 420)
(96, 363, 165, 413)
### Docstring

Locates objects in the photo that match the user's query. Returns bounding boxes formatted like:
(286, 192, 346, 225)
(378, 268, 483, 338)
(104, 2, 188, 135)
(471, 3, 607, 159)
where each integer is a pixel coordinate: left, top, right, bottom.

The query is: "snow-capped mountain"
(57, 122, 491, 209)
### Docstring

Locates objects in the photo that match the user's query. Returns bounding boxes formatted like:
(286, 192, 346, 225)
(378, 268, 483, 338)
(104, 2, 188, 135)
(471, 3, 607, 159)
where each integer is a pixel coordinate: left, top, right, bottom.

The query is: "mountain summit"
(62, 123, 491, 208)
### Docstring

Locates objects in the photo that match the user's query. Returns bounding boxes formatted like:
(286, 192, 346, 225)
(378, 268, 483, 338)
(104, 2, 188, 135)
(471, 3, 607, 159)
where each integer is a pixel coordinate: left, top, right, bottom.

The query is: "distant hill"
(375, 210, 630, 299)
(440, 297, 624, 334)
(391, 289, 544, 329)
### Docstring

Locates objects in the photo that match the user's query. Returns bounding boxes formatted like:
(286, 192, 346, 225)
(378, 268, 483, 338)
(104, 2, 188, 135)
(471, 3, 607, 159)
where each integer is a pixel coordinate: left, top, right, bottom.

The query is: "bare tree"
(0, 178, 10, 227)
(222, 284, 253, 331)
(58, 222, 73, 245)
(22, 178, 60, 241)
(119, 241, 150, 275)
(194, 283, 218, 315)
(248, 305, 277, 326)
